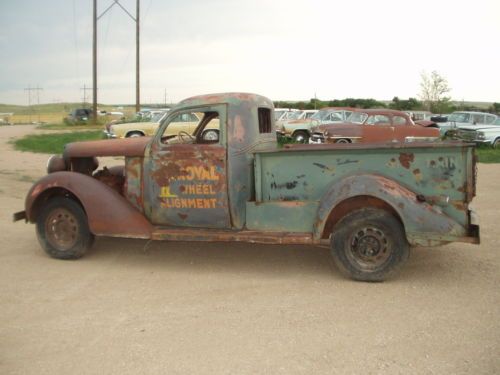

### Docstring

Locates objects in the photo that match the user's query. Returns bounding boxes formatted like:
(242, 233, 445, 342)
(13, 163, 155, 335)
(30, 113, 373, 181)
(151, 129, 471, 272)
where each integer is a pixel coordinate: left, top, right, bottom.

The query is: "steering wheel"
(178, 130, 195, 143)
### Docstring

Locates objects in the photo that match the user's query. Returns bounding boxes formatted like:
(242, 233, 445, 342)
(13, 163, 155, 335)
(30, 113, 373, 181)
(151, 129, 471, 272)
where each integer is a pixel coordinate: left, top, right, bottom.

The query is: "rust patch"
(399, 153, 415, 169)
(178, 213, 188, 220)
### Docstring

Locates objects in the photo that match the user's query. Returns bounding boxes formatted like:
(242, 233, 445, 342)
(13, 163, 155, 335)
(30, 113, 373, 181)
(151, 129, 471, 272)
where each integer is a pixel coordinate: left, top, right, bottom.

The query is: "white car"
(439, 111, 497, 135)
(450, 117, 500, 147)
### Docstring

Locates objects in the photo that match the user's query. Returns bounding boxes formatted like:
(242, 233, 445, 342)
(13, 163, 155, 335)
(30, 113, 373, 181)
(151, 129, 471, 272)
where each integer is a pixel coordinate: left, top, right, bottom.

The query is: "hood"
(414, 120, 437, 127)
(64, 137, 151, 158)
(459, 124, 500, 131)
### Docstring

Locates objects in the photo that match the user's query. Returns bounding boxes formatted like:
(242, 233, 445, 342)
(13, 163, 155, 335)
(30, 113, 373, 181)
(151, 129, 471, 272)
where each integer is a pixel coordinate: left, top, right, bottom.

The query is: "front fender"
(26, 172, 152, 239)
(314, 174, 468, 246)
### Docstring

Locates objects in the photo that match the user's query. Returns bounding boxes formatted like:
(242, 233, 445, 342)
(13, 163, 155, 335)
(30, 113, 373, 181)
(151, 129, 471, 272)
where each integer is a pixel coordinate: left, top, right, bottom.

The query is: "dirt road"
(0, 125, 498, 374)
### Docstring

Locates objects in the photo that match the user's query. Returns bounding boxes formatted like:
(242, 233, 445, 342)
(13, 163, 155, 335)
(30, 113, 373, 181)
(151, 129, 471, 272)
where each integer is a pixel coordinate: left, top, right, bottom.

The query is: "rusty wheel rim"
(347, 226, 392, 271)
(45, 208, 79, 251)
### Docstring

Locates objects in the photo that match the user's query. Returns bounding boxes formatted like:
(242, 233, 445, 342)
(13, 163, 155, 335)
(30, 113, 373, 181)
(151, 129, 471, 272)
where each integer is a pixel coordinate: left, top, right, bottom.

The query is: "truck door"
(143, 105, 231, 229)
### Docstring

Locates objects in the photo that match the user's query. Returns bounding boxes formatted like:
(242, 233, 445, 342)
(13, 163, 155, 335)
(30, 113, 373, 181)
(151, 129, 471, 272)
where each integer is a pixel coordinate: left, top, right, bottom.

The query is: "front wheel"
(330, 208, 410, 281)
(126, 131, 144, 138)
(36, 197, 94, 259)
(334, 138, 351, 144)
(293, 131, 309, 143)
(493, 138, 500, 148)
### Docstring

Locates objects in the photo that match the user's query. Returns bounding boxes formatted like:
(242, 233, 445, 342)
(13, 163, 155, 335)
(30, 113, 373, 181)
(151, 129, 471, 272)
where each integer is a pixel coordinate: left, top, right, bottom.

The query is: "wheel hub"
(349, 227, 391, 269)
(45, 208, 79, 251)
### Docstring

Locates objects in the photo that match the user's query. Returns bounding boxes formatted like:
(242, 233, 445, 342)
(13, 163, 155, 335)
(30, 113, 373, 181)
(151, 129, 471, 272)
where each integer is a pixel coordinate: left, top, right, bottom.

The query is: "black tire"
(335, 138, 351, 144)
(493, 138, 500, 148)
(293, 130, 309, 143)
(330, 208, 410, 282)
(36, 197, 94, 260)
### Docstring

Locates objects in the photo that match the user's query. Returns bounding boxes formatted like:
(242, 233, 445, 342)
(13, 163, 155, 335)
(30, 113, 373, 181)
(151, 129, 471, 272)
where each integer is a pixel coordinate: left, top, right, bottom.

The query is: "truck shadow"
(88, 237, 466, 283)
(91, 237, 338, 279)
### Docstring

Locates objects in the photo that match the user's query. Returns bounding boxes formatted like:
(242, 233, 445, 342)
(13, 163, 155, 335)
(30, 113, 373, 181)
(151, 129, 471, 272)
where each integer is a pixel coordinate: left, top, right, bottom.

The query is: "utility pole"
(92, 0, 97, 124)
(24, 85, 43, 123)
(136, 0, 140, 113)
(93, 0, 140, 124)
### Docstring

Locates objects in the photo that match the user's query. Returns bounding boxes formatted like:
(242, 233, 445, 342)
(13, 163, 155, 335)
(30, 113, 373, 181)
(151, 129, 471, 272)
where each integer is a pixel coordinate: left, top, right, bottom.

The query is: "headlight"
(476, 131, 485, 140)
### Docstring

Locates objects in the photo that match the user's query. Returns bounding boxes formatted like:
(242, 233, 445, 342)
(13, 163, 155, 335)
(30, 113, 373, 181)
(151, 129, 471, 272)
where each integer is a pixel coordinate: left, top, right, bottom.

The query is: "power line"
(24, 85, 43, 123)
(81, 84, 93, 108)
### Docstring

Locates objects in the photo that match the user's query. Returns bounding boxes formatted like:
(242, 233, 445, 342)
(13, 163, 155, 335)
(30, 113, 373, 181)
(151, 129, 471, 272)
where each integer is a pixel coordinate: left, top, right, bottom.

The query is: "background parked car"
(277, 108, 353, 143)
(448, 117, 500, 148)
(104, 111, 220, 140)
(309, 109, 440, 144)
(64, 108, 92, 124)
(438, 111, 497, 135)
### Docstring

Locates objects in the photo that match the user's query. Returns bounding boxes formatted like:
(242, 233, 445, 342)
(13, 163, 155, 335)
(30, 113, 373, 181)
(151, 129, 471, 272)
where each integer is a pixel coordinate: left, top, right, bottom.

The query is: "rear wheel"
(36, 197, 94, 259)
(330, 208, 410, 281)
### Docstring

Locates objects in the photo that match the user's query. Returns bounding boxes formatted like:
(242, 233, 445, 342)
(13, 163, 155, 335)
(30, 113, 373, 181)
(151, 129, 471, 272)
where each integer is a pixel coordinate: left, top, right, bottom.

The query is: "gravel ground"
(0, 125, 498, 374)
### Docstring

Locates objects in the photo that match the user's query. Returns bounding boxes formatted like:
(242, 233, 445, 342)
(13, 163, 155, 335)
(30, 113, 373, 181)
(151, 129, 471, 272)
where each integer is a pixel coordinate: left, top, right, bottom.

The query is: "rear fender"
(25, 172, 152, 238)
(314, 174, 468, 245)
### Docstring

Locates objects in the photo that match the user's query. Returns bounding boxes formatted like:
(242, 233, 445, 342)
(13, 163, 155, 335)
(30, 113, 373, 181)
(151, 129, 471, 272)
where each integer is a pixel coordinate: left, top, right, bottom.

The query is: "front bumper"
(309, 133, 325, 144)
(103, 130, 117, 139)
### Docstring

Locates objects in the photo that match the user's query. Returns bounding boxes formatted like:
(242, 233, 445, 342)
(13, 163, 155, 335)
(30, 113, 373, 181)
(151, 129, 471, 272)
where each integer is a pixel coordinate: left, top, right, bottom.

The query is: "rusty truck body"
(14, 93, 480, 281)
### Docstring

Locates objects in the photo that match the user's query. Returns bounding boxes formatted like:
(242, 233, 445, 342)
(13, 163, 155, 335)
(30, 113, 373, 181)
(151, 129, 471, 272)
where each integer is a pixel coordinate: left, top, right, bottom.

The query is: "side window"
(472, 114, 485, 124)
(366, 115, 390, 125)
(160, 110, 220, 144)
(485, 114, 496, 124)
(365, 115, 376, 125)
(393, 116, 407, 125)
(258, 108, 272, 133)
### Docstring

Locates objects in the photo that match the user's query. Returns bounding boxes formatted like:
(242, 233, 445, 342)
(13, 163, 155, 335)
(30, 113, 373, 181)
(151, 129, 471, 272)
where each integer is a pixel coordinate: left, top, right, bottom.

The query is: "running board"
(151, 227, 318, 245)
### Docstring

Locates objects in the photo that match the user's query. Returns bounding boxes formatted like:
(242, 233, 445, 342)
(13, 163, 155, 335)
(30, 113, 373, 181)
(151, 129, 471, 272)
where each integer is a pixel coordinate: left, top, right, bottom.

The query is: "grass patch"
(476, 146, 500, 163)
(14, 131, 103, 154)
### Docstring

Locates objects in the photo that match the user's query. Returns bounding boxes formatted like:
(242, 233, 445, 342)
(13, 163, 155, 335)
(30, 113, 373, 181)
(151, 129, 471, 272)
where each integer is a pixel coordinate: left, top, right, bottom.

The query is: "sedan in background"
(309, 109, 440, 144)
(277, 107, 353, 143)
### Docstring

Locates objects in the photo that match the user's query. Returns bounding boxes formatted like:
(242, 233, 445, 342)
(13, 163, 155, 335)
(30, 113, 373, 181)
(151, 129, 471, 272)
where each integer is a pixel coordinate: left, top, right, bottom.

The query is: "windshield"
(274, 110, 286, 120)
(448, 113, 470, 122)
(287, 111, 303, 120)
(347, 112, 368, 124)
(311, 110, 337, 121)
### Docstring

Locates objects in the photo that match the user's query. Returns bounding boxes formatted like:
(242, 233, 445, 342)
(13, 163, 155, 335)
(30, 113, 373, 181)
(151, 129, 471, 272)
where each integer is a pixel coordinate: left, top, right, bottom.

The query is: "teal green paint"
(246, 201, 319, 232)
(254, 145, 471, 227)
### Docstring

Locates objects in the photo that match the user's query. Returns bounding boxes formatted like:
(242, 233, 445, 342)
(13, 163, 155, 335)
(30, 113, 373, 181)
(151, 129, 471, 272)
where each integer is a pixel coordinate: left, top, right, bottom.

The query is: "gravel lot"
(0, 125, 498, 374)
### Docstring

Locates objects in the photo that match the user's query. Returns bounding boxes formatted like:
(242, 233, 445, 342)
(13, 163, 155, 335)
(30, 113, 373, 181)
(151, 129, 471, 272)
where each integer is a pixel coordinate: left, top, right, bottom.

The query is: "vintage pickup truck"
(14, 93, 480, 281)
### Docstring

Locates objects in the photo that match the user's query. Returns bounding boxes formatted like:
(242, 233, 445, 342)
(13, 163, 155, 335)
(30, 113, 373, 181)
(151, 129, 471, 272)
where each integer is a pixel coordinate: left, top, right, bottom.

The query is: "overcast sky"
(0, 0, 499, 105)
